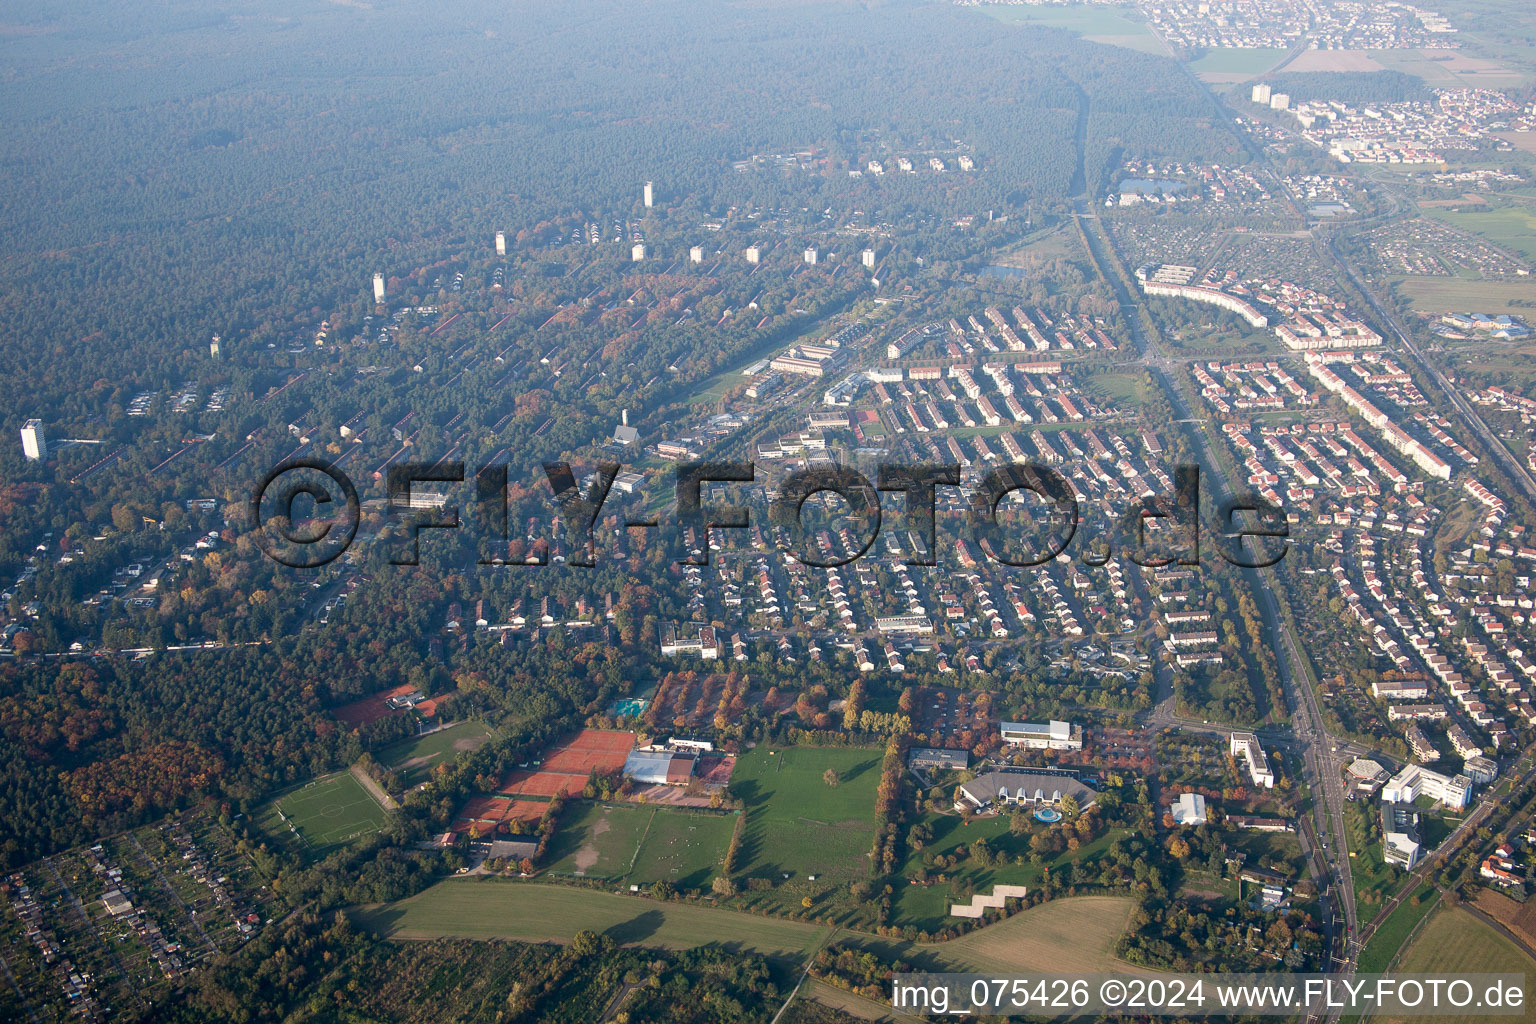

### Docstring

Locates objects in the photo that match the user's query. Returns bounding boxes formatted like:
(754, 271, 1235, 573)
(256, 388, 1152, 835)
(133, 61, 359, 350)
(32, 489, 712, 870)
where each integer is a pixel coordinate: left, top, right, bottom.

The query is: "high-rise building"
(803, 247, 818, 266)
(861, 248, 876, 269)
(495, 230, 506, 256)
(689, 245, 704, 263)
(632, 243, 646, 262)
(209, 335, 221, 359)
(643, 181, 654, 208)
(373, 273, 386, 303)
(20, 419, 46, 462)
(1251, 83, 1271, 105)
(1270, 93, 1290, 111)
(745, 245, 761, 264)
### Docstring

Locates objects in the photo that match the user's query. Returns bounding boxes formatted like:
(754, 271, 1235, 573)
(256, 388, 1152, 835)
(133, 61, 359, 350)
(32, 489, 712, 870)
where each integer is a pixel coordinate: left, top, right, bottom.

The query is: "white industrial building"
(999, 719, 1083, 751)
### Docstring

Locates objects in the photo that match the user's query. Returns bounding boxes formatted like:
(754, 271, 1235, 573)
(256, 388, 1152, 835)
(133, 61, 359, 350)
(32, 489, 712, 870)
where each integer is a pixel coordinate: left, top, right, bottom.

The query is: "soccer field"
(630, 810, 736, 889)
(378, 720, 492, 788)
(258, 771, 390, 856)
(546, 802, 652, 879)
(545, 802, 736, 888)
(731, 746, 881, 885)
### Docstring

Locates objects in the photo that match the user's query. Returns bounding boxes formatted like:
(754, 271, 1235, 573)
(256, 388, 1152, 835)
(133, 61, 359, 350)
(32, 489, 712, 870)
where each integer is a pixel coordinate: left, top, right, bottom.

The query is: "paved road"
(1323, 235, 1536, 506)
(1075, 199, 1359, 989)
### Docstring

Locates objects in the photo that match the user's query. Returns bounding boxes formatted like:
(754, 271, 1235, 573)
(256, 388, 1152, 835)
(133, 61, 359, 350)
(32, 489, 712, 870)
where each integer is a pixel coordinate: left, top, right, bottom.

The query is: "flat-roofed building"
(1382, 764, 1471, 810)
(1230, 732, 1275, 788)
(1171, 792, 1207, 826)
(623, 749, 697, 786)
(1373, 678, 1429, 700)
(999, 719, 1083, 751)
(875, 614, 934, 635)
(908, 747, 970, 771)
(1382, 802, 1422, 869)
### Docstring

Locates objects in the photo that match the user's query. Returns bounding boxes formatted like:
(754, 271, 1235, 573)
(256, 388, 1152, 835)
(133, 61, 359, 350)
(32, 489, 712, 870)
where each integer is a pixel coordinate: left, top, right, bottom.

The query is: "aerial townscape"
(4, 0, 1536, 1021)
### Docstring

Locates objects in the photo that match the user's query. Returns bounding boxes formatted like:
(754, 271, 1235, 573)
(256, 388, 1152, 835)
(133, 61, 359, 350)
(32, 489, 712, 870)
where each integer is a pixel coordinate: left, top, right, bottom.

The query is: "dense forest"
(0, 0, 1236, 416)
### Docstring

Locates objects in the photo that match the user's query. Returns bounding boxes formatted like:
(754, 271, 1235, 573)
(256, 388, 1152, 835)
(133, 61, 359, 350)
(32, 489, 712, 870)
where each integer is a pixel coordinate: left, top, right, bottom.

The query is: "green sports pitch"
(547, 802, 736, 888)
(257, 772, 390, 857)
(730, 746, 882, 886)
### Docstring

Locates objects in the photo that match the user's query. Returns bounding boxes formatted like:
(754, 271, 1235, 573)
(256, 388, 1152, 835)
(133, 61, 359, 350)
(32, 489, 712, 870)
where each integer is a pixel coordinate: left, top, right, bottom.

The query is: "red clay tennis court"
(562, 729, 637, 753)
(497, 771, 583, 798)
(454, 794, 547, 827)
(492, 729, 636, 798)
(539, 729, 635, 773)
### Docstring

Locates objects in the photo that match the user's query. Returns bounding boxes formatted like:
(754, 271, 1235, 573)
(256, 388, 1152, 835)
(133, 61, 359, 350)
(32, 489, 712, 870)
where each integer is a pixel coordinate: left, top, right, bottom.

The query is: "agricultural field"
(731, 746, 882, 888)
(545, 802, 736, 889)
(358, 882, 1142, 977)
(378, 720, 493, 789)
(1382, 906, 1535, 1024)
(1472, 888, 1536, 958)
(255, 771, 390, 858)
(974, 5, 1169, 55)
(1367, 48, 1528, 89)
(1188, 47, 1289, 82)
(1391, 275, 1536, 316)
(1424, 206, 1536, 265)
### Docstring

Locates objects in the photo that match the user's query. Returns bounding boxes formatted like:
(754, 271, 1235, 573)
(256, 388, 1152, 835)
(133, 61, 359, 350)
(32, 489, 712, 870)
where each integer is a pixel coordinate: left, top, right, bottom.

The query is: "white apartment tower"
(643, 181, 654, 208)
(861, 248, 876, 269)
(745, 245, 761, 264)
(20, 419, 46, 462)
(689, 245, 704, 263)
(495, 230, 507, 256)
(803, 246, 818, 266)
(631, 242, 646, 262)
(373, 273, 386, 303)
(1251, 83, 1272, 105)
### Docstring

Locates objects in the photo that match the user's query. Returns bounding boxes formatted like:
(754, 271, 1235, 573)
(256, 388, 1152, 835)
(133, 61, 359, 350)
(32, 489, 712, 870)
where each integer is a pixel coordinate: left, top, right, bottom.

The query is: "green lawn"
(1087, 372, 1148, 405)
(378, 720, 492, 788)
(1356, 884, 1439, 973)
(256, 771, 389, 857)
(893, 815, 1127, 932)
(1350, 840, 1407, 914)
(359, 880, 834, 958)
(357, 881, 1143, 976)
(731, 746, 883, 888)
